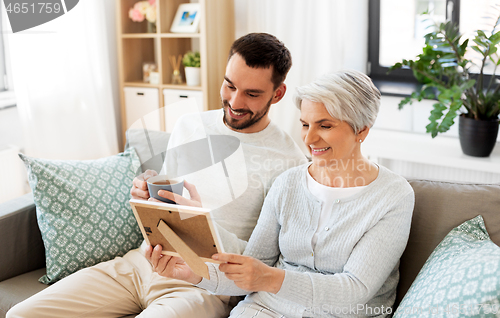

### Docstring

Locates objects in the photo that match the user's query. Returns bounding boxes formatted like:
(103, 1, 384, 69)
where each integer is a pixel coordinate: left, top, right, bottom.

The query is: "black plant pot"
(459, 115, 499, 157)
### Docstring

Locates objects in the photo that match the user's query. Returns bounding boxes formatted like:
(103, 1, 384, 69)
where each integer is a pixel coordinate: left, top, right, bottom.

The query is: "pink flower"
(148, 0, 156, 6)
(129, 8, 144, 22)
(134, 1, 148, 12)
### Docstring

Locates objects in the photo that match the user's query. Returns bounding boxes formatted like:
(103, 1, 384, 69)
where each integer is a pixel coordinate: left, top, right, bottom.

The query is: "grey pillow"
(125, 129, 170, 174)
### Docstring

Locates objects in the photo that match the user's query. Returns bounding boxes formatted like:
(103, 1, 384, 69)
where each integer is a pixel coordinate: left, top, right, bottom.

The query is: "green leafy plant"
(390, 13, 500, 137)
(182, 51, 200, 68)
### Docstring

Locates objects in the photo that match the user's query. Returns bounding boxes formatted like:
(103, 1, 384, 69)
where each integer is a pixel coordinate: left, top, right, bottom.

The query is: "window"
(368, 0, 500, 94)
(0, 2, 15, 109)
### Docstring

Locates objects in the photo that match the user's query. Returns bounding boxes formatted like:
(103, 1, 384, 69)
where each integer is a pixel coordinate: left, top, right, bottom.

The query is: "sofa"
(1, 129, 499, 317)
(0, 128, 169, 318)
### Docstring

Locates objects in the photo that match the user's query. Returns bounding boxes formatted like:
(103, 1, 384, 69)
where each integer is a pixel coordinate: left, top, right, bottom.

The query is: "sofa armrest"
(0, 193, 45, 282)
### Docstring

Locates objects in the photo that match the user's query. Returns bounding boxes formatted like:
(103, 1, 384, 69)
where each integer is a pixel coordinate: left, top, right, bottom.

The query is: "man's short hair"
(228, 33, 292, 89)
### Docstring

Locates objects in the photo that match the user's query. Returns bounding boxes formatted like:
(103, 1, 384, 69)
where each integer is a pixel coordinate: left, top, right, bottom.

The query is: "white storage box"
(124, 87, 161, 131)
(163, 89, 203, 133)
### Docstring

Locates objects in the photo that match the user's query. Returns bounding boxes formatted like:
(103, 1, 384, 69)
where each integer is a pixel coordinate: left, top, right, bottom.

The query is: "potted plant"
(182, 51, 201, 87)
(390, 14, 500, 157)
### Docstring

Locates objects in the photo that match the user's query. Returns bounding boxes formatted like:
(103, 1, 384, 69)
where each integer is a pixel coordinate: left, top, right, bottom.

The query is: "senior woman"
(147, 70, 415, 318)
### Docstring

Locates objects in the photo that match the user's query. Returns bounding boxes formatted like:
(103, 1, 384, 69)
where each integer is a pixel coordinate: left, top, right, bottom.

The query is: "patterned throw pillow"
(19, 148, 143, 284)
(394, 215, 500, 318)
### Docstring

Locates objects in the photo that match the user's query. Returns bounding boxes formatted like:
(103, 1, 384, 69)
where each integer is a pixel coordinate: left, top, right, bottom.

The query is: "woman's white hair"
(294, 70, 381, 134)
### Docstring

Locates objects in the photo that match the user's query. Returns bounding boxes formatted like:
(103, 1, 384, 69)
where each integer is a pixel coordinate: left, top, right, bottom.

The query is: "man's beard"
(222, 97, 273, 131)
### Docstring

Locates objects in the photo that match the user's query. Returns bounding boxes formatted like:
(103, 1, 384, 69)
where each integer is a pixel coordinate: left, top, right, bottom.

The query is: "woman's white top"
(306, 170, 367, 249)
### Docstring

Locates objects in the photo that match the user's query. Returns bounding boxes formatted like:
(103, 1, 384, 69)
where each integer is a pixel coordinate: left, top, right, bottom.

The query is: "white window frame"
(0, 0, 16, 110)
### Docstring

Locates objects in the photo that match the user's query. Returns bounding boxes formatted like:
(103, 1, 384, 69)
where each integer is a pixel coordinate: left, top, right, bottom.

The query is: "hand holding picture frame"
(129, 199, 224, 279)
(170, 3, 201, 33)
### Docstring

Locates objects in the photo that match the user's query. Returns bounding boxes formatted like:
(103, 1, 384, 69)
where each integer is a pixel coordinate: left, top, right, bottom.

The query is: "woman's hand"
(145, 244, 203, 285)
(214, 253, 285, 294)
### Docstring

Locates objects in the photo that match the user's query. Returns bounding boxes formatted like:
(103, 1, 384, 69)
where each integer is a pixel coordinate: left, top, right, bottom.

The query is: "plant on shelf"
(182, 51, 201, 68)
(182, 51, 201, 86)
(128, 0, 157, 33)
(390, 11, 500, 157)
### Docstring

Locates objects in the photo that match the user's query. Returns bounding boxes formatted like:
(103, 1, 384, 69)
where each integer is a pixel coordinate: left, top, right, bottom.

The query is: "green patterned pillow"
(394, 215, 500, 318)
(19, 148, 143, 284)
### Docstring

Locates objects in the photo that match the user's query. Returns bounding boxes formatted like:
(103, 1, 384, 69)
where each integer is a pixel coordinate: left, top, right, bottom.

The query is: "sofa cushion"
(397, 180, 500, 306)
(0, 268, 48, 318)
(0, 193, 44, 282)
(19, 148, 143, 284)
(394, 215, 500, 317)
(0, 268, 135, 318)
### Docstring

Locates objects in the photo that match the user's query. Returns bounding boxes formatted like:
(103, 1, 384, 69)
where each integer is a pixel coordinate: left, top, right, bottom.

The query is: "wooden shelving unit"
(116, 0, 235, 143)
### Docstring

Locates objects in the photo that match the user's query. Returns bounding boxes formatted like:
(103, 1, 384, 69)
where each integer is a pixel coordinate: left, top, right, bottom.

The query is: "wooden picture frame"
(130, 199, 224, 262)
(130, 199, 224, 279)
(170, 3, 201, 33)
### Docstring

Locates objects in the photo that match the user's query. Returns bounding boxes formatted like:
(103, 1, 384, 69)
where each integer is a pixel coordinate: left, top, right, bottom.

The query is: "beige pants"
(229, 299, 285, 318)
(7, 249, 230, 318)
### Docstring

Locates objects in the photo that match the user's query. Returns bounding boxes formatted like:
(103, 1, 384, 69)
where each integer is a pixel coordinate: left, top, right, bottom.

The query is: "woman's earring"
(359, 139, 363, 143)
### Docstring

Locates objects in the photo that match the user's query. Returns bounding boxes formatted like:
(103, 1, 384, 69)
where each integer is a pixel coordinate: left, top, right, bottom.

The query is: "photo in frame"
(170, 3, 201, 33)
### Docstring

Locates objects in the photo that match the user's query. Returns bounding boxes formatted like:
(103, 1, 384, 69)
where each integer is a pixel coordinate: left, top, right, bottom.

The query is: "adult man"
(7, 33, 305, 318)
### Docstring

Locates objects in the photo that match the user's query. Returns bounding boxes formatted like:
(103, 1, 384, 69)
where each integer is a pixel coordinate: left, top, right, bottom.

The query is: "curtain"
(235, 0, 369, 152)
(5, 0, 118, 160)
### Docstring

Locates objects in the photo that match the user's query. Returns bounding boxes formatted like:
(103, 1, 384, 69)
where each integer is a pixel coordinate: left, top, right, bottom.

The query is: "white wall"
(232, 0, 369, 153)
(374, 96, 460, 137)
(0, 106, 23, 147)
(367, 96, 500, 183)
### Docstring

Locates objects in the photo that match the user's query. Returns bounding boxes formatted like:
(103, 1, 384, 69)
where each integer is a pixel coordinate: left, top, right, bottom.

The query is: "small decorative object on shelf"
(142, 62, 157, 83)
(170, 3, 201, 33)
(169, 55, 183, 85)
(128, 0, 157, 33)
(149, 71, 160, 85)
(182, 51, 201, 86)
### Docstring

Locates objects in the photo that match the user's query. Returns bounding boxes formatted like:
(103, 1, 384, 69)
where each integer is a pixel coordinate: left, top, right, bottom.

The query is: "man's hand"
(148, 180, 202, 207)
(145, 244, 203, 284)
(130, 169, 158, 200)
(214, 253, 284, 294)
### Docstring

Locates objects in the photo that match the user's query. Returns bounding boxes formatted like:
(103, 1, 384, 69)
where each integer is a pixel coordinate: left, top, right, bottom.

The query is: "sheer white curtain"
(6, 0, 118, 160)
(235, 0, 369, 152)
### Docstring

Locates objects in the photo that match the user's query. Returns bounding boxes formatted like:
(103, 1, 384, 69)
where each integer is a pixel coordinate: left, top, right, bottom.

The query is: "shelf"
(120, 0, 154, 34)
(363, 129, 500, 174)
(160, 37, 197, 85)
(124, 81, 159, 88)
(121, 33, 201, 39)
(124, 82, 203, 91)
(162, 84, 202, 90)
(122, 33, 158, 38)
(160, 33, 201, 38)
(121, 38, 156, 83)
(116, 0, 235, 147)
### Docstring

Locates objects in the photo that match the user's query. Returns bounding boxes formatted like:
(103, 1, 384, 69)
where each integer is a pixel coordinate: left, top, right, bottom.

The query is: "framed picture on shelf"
(170, 3, 201, 33)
